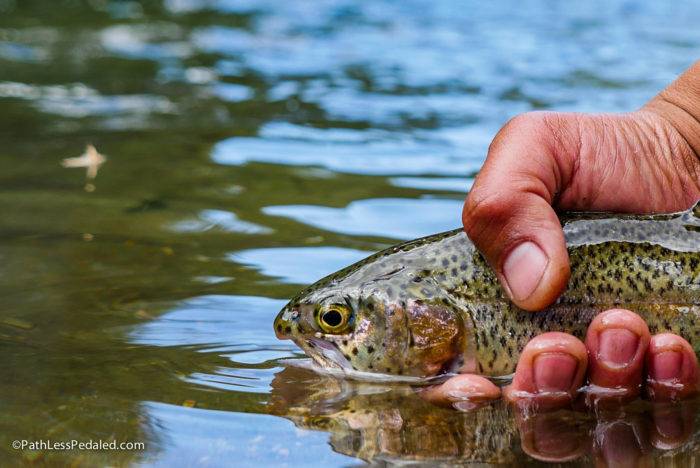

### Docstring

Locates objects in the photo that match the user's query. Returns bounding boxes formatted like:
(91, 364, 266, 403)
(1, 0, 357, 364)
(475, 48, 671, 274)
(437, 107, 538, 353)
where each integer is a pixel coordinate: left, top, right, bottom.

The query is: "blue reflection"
(170, 210, 273, 235)
(212, 83, 254, 102)
(130, 295, 285, 347)
(389, 177, 473, 192)
(230, 247, 372, 284)
(212, 124, 482, 176)
(143, 402, 354, 467)
(263, 198, 461, 240)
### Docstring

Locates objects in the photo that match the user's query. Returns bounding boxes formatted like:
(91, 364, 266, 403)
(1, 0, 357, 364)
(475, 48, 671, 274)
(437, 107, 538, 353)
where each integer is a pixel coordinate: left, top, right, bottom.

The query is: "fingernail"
(597, 421, 643, 465)
(653, 411, 685, 440)
(598, 329, 639, 367)
(651, 351, 683, 382)
(503, 241, 548, 302)
(533, 353, 577, 392)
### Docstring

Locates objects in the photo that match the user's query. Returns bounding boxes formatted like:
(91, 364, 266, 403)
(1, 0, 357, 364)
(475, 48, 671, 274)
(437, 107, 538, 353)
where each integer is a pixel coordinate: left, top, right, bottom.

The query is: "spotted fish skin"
(274, 202, 700, 378)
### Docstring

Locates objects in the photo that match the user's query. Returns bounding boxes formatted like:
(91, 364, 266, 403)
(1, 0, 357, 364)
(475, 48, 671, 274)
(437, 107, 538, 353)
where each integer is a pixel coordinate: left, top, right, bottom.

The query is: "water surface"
(2, 0, 700, 465)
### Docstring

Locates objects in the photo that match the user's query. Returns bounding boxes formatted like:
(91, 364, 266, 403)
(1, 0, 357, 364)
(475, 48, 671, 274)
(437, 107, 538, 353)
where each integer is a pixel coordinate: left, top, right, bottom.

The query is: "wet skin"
(421, 309, 700, 412)
(419, 309, 700, 462)
(445, 62, 700, 413)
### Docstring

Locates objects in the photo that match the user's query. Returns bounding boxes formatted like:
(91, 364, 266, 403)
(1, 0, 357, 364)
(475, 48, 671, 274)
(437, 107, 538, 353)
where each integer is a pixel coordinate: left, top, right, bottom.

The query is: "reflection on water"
(2, 0, 700, 465)
(263, 198, 463, 240)
(142, 402, 355, 467)
(269, 365, 700, 466)
(212, 122, 484, 177)
(230, 247, 372, 284)
(170, 209, 273, 235)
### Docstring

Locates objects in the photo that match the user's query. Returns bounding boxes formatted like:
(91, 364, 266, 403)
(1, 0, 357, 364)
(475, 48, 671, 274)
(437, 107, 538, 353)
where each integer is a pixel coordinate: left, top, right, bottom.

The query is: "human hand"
(422, 64, 700, 412)
(420, 309, 700, 408)
(462, 62, 700, 311)
(419, 309, 700, 463)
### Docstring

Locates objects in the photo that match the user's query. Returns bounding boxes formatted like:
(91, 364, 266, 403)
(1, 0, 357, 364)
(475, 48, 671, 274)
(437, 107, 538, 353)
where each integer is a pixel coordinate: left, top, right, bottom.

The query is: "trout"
(274, 202, 700, 378)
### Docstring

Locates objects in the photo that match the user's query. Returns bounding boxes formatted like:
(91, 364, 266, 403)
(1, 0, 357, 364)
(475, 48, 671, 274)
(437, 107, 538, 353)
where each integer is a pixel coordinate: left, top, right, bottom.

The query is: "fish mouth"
(303, 338, 351, 370)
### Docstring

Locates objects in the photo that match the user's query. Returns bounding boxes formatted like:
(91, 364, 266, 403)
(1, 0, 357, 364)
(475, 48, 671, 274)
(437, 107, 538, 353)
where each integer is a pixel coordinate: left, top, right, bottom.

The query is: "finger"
(584, 309, 650, 404)
(650, 401, 696, 450)
(418, 374, 501, 411)
(462, 112, 577, 311)
(516, 411, 591, 463)
(646, 333, 700, 402)
(504, 332, 587, 411)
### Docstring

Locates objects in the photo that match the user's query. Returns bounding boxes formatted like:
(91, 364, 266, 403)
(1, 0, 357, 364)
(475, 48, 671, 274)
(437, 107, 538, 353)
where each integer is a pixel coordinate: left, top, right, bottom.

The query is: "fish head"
(274, 282, 469, 378)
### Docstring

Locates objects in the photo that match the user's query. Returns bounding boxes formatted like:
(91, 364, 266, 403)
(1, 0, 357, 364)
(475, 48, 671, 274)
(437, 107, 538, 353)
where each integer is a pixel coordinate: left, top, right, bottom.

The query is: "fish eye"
(322, 310, 342, 327)
(318, 305, 349, 332)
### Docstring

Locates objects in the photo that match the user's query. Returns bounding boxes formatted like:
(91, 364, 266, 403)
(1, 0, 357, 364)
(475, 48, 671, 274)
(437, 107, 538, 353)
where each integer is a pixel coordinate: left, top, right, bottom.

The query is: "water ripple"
(130, 295, 285, 348)
(230, 247, 372, 284)
(263, 197, 462, 240)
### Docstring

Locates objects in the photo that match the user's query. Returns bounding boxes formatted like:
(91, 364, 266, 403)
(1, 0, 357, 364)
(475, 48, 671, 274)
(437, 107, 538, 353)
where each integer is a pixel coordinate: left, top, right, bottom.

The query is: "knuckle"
(486, 113, 537, 155)
(501, 111, 551, 135)
(493, 111, 565, 153)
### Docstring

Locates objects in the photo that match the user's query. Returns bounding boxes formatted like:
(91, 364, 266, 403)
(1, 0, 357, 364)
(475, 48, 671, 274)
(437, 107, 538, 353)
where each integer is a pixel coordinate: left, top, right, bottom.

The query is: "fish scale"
(275, 202, 700, 378)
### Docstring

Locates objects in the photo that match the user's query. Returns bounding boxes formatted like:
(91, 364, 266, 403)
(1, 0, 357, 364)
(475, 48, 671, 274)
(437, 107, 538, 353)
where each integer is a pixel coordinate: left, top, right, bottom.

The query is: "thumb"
(463, 112, 577, 311)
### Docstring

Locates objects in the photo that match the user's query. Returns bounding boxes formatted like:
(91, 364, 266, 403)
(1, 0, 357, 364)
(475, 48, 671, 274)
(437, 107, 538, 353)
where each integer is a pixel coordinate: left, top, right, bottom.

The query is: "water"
(2, 0, 700, 465)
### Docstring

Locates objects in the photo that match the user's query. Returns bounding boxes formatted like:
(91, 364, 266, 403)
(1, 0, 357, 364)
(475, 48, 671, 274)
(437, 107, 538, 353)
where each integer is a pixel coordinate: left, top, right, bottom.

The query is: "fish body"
(274, 203, 700, 378)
